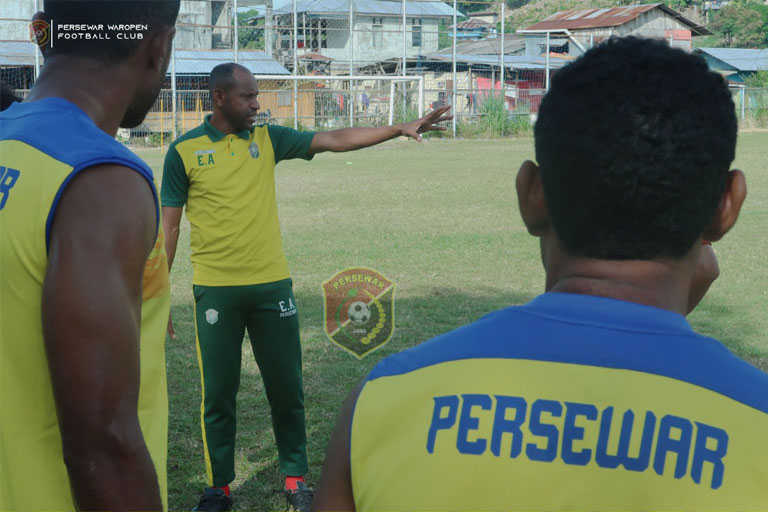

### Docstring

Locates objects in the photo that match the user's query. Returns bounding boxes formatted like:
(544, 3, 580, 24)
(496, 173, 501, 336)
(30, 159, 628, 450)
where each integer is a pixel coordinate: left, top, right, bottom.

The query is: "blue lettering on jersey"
(490, 395, 526, 458)
(562, 402, 598, 466)
(425, 394, 729, 490)
(426, 395, 459, 453)
(457, 394, 491, 455)
(595, 407, 656, 472)
(526, 399, 562, 462)
(0, 166, 20, 210)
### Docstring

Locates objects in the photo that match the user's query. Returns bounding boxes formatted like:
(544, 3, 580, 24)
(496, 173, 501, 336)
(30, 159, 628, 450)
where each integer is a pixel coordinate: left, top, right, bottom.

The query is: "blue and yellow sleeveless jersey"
(350, 292, 768, 511)
(0, 98, 170, 511)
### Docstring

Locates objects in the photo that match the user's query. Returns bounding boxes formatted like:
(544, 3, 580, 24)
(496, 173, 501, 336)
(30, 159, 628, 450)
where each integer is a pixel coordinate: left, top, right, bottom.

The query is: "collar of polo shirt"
(203, 114, 251, 142)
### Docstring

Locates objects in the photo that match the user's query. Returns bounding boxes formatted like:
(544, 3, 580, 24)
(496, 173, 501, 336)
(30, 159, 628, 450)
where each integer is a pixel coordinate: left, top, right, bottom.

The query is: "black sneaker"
(284, 481, 314, 512)
(192, 487, 232, 512)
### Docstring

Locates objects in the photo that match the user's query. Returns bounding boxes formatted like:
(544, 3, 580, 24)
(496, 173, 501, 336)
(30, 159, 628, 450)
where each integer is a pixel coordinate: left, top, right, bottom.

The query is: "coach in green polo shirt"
(161, 63, 450, 512)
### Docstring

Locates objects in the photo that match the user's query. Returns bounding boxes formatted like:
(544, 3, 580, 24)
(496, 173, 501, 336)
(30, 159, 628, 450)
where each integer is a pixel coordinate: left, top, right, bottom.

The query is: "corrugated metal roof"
(436, 35, 525, 56)
(170, 50, 289, 75)
(697, 47, 768, 72)
(457, 19, 492, 30)
(274, 0, 458, 17)
(429, 52, 570, 70)
(0, 41, 39, 66)
(525, 3, 709, 35)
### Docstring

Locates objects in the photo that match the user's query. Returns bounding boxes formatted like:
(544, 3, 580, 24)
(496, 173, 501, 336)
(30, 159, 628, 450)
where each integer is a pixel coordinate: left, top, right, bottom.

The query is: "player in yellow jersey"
(0, 1, 179, 511)
(161, 63, 451, 512)
(313, 37, 765, 512)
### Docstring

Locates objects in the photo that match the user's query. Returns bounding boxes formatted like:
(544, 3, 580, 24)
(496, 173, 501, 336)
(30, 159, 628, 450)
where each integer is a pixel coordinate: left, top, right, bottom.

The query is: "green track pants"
(193, 278, 307, 487)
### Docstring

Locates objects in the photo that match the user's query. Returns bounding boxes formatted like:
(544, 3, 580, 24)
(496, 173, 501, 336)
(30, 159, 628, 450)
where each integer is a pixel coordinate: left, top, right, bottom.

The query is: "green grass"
(135, 132, 768, 510)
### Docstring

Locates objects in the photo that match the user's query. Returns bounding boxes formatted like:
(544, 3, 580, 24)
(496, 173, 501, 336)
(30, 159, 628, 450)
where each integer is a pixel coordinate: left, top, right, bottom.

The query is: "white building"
(268, 0, 458, 73)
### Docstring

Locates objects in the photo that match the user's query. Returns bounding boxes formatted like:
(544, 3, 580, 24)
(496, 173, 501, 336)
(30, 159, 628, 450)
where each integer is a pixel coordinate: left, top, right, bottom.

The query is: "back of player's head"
(42, 0, 180, 62)
(534, 36, 737, 260)
(209, 63, 251, 97)
(1, 81, 21, 111)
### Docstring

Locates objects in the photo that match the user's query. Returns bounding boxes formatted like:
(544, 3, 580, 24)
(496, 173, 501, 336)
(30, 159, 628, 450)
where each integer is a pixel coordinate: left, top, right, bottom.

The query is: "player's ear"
(516, 160, 550, 237)
(144, 26, 174, 75)
(702, 169, 746, 243)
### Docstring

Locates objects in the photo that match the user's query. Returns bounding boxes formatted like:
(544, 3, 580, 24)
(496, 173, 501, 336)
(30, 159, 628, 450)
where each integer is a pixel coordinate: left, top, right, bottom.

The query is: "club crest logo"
(322, 267, 395, 359)
(30, 19, 50, 48)
(205, 308, 219, 325)
(249, 142, 259, 159)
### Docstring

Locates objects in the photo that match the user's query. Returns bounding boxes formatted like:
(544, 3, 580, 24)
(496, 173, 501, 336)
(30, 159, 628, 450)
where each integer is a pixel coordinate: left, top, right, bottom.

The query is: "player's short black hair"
(1, 81, 21, 111)
(209, 62, 251, 97)
(42, 0, 180, 62)
(534, 36, 737, 260)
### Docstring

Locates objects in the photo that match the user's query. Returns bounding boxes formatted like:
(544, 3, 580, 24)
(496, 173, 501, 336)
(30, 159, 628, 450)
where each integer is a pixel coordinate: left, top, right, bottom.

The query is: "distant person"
(313, 37, 767, 511)
(1, 80, 21, 111)
(161, 63, 450, 512)
(0, 1, 179, 511)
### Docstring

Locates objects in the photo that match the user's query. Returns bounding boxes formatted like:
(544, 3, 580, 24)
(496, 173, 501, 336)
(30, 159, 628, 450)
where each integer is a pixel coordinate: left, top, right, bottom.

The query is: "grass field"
(136, 132, 768, 511)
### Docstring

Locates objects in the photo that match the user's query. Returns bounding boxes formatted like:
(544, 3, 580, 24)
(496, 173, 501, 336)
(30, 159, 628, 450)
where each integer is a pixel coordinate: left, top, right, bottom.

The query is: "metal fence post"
(451, 0, 457, 138)
(349, 0, 354, 128)
(171, 36, 177, 141)
(418, 76, 424, 118)
(233, 0, 239, 63)
(499, 1, 505, 102)
(34, 0, 40, 80)
(401, 0, 406, 76)
(741, 87, 746, 121)
(292, 0, 298, 130)
(545, 31, 550, 91)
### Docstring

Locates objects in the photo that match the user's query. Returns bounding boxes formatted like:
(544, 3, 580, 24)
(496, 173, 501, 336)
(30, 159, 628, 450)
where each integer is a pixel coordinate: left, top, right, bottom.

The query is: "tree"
(238, 9, 264, 50)
(709, 0, 768, 48)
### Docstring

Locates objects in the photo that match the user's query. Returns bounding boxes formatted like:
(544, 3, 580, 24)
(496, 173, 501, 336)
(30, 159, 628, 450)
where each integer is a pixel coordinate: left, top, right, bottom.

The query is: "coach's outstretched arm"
(309, 106, 452, 154)
(42, 165, 164, 511)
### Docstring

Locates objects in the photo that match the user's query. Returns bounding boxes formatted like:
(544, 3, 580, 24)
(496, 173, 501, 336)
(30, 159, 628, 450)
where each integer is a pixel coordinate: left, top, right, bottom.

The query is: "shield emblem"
(322, 267, 395, 359)
(205, 308, 219, 325)
(249, 142, 259, 159)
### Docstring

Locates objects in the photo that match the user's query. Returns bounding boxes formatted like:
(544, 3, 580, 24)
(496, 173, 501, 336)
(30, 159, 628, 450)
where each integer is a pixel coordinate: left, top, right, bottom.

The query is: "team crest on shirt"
(249, 142, 259, 159)
(205, 309, 219, 325)
(322, 267, 395, 359)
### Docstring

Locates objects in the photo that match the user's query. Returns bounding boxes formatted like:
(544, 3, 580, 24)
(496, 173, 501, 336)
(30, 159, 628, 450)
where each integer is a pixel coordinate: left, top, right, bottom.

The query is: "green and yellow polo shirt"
(161, 115, 315, 286)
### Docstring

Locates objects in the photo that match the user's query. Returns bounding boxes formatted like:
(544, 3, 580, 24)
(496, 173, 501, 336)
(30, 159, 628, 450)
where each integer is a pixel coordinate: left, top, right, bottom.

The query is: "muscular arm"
(309, 106, 452, 155)
(162, 206, 183, 271)
(42, 165, 163, 511)
(309, 125, 405, 154)
(312, 381, 364, 512)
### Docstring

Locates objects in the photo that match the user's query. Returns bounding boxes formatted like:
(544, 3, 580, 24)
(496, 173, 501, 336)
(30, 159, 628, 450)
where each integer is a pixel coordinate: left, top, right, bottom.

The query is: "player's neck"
(209, 111, 239, 136)
(26, 58, 130, 137)
(544, 247, 696, 316)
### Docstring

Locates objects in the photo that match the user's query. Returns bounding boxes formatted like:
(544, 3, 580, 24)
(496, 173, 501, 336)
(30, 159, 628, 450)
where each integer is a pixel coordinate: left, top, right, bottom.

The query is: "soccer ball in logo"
(348, 301, 370, 325)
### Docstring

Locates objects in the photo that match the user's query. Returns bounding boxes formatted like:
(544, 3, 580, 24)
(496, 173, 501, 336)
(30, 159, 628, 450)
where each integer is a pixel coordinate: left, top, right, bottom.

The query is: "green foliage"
(238, 9, 265, 50)
(709, 0, 768, 48)
(745, 70, 768, 87)
(476, 93, 532, 137)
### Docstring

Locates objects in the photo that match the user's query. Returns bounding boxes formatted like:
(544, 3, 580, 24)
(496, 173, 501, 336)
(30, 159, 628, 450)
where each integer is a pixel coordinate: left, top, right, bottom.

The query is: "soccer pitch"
(136, 132, 768, 511)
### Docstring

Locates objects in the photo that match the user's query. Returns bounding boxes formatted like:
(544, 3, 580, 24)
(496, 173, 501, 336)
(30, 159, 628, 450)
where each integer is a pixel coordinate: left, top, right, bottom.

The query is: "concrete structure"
(522, 3, 710, 56)
(467, 9, 498, 26)
(696, 48, 768, 83)
(267, 0, 458, 73)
